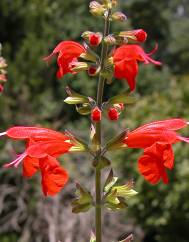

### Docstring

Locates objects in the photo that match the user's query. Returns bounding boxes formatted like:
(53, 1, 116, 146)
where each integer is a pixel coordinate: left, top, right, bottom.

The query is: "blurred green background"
(0, 0, 189, 241)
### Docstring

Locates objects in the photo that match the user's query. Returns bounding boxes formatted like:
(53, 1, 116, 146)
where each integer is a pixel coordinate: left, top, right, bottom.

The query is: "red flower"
(113, 44, 161, 91)
(0, 126, 73, 196)
(124, 119, 189, 149)
(138, 142, 174, 184)
(44, 41, 86, 78)
(91, 107, 102, 122)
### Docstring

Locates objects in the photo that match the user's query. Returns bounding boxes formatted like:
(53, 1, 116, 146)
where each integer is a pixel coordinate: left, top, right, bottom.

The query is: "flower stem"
(95, 9, 111, 242)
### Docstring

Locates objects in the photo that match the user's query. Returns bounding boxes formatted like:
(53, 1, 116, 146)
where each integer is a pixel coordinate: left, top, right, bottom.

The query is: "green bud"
(89, 1, 106, 16)
(104, 35, 116, 45)
(64, 86, 89, 105)
(111, 11, 127, 22)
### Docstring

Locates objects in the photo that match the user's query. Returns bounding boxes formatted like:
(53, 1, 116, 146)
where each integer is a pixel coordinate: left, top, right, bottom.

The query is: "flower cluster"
(1, 0, 188, 202)
(44, 24, 160, 94)
(0, 44, 7, 92)
(0, 127, 73, 195)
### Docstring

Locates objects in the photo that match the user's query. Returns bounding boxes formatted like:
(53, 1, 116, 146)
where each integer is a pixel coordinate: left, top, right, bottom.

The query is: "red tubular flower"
(44, 41, 86, 78)
(113, 44, 161, 91)
(0, 126, 73, 196)
(124, 118, 189, 149)
(138, 142, 174, 184)
(91, 107, 101, 122)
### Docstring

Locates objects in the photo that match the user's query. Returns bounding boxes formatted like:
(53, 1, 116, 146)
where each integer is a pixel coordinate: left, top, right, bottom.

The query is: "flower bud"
(81, 31, 92, 39)
(114, 103, 124, 111)
(108, 108, 119, 121)
(111, 11, 127, 22)
(91, 107, 102, 122)
(88, 65, 100, 76)
(135, 29, 147, 42)
(89, 32, 102, 46)
(119, 29, 147, 43)
(89, 1, 105, 16)
(104, 35, 116, 45)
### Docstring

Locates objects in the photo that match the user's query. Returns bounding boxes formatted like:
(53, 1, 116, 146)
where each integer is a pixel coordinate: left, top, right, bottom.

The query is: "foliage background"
(0, 0, 189, 241)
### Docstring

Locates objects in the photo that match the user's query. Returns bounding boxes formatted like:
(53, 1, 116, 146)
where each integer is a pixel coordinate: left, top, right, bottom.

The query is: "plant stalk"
(95, 9, 111, 242)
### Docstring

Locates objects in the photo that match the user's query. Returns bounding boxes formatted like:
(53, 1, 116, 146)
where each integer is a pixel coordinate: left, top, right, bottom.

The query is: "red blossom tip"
(89, 33, 102, 46)
(108, 108, 119, 121)
(135, 29, 147, 42)
(91, 107, 102, 122)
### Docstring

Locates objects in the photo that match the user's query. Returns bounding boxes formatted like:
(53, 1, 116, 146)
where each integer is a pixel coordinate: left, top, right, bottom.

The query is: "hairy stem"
(95, 9, 111, 242)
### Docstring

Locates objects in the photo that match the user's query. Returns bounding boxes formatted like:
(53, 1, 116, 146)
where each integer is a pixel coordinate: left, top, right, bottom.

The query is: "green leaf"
(108, 90, 136, 105)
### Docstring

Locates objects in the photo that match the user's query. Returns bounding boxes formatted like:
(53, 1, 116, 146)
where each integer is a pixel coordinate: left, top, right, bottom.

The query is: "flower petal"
(40, 156, 69, 196)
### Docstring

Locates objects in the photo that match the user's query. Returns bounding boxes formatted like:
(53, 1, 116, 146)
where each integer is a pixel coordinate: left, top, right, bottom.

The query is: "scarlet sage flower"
(113, 44, 161, 91)
(0, 126, 73, 196)
(44, 41, 86, 78)
(138, 142, 174, 184)
(124, 118, 189, 149)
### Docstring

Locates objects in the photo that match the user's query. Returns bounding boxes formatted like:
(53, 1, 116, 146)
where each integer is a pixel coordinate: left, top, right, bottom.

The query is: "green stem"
(95, 9, 111, 242)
